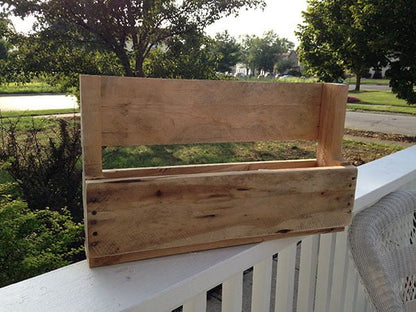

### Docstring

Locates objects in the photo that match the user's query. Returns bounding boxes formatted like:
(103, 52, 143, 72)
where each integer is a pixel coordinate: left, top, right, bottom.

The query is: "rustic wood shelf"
(81, 75, 357, 267)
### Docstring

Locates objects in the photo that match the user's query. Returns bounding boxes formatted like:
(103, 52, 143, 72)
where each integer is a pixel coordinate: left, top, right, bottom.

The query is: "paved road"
(0, 94, 77, 111)
(346, 111, 416, 136)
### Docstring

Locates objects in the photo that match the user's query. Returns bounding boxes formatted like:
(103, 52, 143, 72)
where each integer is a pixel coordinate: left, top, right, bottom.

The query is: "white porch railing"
(1, 145, 416, 312)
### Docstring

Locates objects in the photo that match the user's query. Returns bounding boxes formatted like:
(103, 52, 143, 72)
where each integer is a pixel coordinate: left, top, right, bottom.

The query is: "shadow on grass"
(102, 141, 317, 169)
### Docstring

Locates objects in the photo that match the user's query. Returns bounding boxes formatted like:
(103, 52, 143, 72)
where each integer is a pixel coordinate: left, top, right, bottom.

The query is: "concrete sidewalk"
(0, 94, 77, 111)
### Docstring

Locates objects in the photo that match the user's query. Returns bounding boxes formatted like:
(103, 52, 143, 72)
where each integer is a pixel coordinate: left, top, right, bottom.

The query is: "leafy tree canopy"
(351, 0, 416, 103)
(0, 14, 16, 82)
(296, 0, 384, 91)
(297, 0, 416, 103)
(242, 30, 294, 75)
(211, 30, 242, 73)
(2, 0, 265, 80)
(144, 27, 218, 79)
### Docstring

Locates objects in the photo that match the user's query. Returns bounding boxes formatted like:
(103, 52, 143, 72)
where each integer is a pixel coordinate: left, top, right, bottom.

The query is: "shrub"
(0, 117, 83, 222)
(0, 182, 84, 287)
(347, 96, 361, 103)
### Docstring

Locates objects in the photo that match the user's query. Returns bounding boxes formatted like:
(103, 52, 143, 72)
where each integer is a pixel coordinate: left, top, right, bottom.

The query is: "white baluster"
(222, 272, 243, 312)
(252, 257, 273, 312)
(183, 292, 206, 312)
(275, 243, 297, 312)
(296, 235, 319, 312)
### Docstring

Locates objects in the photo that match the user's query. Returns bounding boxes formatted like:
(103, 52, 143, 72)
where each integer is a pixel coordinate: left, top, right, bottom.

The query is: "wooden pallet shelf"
(81, 75, 357, 267)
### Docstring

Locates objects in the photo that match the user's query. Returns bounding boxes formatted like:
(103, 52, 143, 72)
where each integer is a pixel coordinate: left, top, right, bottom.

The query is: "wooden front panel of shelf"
(85, 165, 356, 267)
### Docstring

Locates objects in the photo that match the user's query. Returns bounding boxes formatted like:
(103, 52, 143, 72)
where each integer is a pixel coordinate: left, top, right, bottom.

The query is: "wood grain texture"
(317, 83, 349, 166)
(95, 76, 323, 146)
(102, 159, 317, 179)
(80, 75, 103, 179)
(85, 166, 356, 266)
(80, 75, 356, 267)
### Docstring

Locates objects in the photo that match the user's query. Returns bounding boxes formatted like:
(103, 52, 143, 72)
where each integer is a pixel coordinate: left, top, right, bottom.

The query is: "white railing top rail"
(354, 145, 416, 212)
(1, 145, 416, 312)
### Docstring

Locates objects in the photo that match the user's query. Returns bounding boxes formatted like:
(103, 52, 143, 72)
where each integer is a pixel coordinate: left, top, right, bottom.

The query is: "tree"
(0, 14, 16, 83)
(275, 58, 296, 75)
(351, 0, 416, 103)
(211, 31, 241, 73)
(296, 0, 384, 91)
(3, 0, 264, 79)
(6, 31, 124, 92)
(144, 27, 218, 79)
(0, 15, 12, 60)
(242, 30, 293, 76)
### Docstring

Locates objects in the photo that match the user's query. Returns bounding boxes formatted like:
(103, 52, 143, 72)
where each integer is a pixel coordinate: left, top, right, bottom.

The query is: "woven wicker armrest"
(349, 190, 416, 312)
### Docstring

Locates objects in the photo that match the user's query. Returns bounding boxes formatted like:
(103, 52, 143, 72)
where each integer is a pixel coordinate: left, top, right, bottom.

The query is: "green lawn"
(0, 82, 61, 94)
(348, 90, 416, 115)
(0, 108, 79, 118)
(102, 141, 317, 169)
(102, 139, 404, 170)
(346, 78, 390, 85)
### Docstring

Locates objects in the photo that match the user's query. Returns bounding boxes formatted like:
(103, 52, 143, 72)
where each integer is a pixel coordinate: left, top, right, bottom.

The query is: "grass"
(342, 139, 403, 166)
(103, 138, 403, 170)
(348, 90, 416, 114)
(276, 77, 318, 83)
(0, 82, 61, 94)
(0, 114, 73, 133)
(239, 76, 318, 83)
(102, 141, 316, 169)
(345, 78, 390, 85)
(0, 108, 79, 118)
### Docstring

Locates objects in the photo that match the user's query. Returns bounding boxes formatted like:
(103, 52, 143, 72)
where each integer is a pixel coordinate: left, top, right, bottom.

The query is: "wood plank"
(317, 83, 349, 166)
(94, 76, 323, 146)
(85, 166, 356, 266)
(102, 159, 317, 179)
(80, 75, 103, 178)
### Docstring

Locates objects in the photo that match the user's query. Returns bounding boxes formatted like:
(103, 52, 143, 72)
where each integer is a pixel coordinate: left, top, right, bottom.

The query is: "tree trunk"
(135, 55, 145, 77)
(355, 74, 361, 91)
(115, 47, 133, 77)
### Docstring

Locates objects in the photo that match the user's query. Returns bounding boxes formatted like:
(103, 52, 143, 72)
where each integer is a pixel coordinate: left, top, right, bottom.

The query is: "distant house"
(280, 50, 301, 74)
(368, 66, 389, 79)
(233, 50, 301, 77)
(234, 63, 250, 76)
(281, 50, 298, 65)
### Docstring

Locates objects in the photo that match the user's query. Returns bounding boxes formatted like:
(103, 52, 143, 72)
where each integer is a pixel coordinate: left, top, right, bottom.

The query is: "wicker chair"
(348, 190, 416, 312)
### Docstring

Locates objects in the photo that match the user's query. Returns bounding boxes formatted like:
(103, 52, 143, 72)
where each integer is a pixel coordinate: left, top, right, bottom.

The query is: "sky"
(206, 0, 308, 46)
(11, 0, 308, 46)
